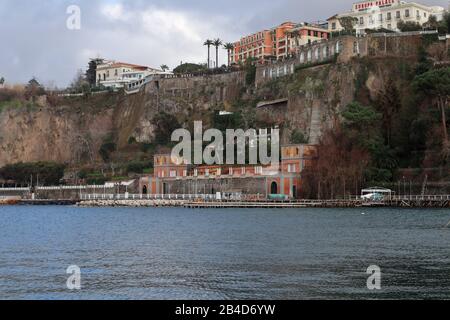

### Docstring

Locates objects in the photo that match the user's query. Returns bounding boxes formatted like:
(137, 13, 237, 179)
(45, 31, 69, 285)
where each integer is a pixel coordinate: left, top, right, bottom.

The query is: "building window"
(300, 52, 305, 63)
(114, 69, 118, 76)
(359, 17, 364, 25)
(396, 11, 401, 19)
(387, 12, 392, 20)
(405, 10, 410, 18)
(307, 50, 312, 62)
(332, 22, 336, 30)
(170, 170, 176, 178)
(288, 164, 296, 173)
(378, 14, 383, 22)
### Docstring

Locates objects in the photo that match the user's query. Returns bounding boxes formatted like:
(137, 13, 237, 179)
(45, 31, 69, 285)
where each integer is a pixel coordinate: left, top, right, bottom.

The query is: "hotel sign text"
(354, 0, 398, 11)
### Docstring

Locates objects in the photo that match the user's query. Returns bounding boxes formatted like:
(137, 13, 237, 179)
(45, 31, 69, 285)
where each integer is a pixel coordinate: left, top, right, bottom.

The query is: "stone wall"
(255, 36, 363, 85)
(255, 33, 431, 85)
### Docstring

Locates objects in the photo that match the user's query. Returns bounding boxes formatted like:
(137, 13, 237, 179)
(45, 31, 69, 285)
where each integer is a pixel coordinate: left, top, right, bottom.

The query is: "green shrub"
(291, 130, 308, 144)
(99, 136, 117, 162)
(126, 161, 153, 174)
(0, 161, 66, 186)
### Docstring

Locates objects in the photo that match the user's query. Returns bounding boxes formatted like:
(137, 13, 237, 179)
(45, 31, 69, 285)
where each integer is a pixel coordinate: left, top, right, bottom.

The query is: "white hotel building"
(96, 61, 169, 89)
(328, 0, 445, 35)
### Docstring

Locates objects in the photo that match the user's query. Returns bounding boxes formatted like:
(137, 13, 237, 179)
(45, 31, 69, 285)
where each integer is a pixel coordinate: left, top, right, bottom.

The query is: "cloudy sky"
(0, 0, 447, 87)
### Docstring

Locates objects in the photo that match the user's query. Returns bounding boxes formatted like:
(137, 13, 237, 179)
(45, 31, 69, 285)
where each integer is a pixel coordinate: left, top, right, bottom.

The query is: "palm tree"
(223, 43, 234, 67)
(204, 39, 213, 69)
(160, 65, 169, 72)
(213, 38, 223, 68)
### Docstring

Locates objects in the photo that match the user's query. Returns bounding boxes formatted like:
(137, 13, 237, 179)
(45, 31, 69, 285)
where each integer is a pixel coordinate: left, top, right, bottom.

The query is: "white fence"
(0, 185, 114, 191)
(369, 30, 438, 37)
(391, 195, 450, 201)
(80, 194, 222, 201)
(37, 185, 114, 191)
(0, 187, 30, 192)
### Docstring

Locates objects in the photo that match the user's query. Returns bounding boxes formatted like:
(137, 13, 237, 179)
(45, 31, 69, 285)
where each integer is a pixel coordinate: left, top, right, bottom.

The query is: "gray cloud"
(0, 0, 447, 87)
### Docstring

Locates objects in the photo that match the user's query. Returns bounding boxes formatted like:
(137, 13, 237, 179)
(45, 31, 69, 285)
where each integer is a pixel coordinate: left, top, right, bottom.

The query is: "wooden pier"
(184, 200, 364, 209)
(183, 196, 450, 209)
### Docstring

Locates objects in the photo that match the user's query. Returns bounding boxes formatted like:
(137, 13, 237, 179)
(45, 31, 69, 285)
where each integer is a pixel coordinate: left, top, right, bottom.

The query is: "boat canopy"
(361, 187, 394, 195)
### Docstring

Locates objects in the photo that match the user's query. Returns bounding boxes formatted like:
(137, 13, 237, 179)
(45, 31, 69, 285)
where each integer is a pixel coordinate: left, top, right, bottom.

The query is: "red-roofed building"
(96, 60, 167, 89)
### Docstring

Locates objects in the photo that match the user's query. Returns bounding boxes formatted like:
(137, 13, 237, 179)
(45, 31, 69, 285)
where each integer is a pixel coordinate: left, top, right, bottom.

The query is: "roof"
(327, 14, 339, 21)
(97, 61, 151, 71)
(111, 62, 149, 70)
(361, 187, 393, 193)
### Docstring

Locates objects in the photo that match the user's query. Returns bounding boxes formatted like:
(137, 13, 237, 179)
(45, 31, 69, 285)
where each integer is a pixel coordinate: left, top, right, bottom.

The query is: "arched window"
(271, 182, 278, 195)
(323, 46, 329, 58)
(307, 50, 312, 62)
(300, 52, 305, 64)
(315, 48, 320, 60)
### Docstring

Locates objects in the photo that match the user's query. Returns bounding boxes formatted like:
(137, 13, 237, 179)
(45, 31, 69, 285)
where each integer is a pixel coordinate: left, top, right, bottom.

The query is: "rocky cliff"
(0, 54, 438, 173)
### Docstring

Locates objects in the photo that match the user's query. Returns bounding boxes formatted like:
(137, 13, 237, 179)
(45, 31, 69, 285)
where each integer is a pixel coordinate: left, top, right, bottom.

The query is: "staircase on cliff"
(308, 104, 322, 145)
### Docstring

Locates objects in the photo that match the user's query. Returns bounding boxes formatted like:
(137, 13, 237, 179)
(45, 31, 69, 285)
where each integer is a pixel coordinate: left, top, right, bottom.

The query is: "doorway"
(271, 182, 278, 194)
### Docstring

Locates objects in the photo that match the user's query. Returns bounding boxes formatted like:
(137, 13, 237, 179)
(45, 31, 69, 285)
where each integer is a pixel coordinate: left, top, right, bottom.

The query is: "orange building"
(231, 22, 329, 64)
(139, 144, 318, 199)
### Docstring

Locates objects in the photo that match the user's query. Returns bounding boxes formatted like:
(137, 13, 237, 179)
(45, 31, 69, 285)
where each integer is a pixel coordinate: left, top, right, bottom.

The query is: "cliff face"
(0, 99, 114, 166)
(0, 57, 416, 168)
(0, 72, 246, 167)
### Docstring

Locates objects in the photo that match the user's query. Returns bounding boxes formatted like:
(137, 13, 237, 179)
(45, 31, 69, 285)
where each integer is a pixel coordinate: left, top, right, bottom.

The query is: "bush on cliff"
(151, 112, 181, 146)
(126, 161, 153, 174)
(99, 135, 117, 163)
(173, 63, 207, 74)
(291, 130, 308, 144)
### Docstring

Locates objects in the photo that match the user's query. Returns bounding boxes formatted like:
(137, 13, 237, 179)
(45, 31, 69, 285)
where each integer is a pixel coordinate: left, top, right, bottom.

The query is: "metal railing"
(80, 194, 220, 201)
(0, 187, 30, 192)
(79, 193, 450, 202)
(390, 195, 450, 201)
(369, 30, 438, 37)
(0, 185, 114, 191)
